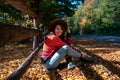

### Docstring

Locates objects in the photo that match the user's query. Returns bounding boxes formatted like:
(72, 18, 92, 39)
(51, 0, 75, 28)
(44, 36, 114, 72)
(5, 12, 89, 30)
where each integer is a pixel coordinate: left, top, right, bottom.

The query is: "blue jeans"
(44, 45, 81, 69)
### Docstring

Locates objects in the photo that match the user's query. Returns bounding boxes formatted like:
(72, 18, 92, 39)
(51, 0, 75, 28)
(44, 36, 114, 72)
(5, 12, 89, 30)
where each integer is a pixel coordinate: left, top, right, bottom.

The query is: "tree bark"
(0, 22, 40, 46)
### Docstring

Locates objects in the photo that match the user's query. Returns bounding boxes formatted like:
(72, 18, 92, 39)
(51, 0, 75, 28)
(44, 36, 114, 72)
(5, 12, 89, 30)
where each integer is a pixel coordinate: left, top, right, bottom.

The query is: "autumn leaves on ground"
(0, 37, 120, 80)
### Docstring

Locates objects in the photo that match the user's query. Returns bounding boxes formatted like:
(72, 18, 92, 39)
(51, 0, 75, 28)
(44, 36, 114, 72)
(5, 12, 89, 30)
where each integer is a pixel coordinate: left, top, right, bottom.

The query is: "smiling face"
(54, 25, 64, 37)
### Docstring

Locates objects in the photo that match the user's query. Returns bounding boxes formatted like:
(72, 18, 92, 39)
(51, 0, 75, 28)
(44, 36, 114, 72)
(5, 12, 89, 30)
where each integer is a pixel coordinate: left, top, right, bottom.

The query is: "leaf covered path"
(0, 37, 120, 80)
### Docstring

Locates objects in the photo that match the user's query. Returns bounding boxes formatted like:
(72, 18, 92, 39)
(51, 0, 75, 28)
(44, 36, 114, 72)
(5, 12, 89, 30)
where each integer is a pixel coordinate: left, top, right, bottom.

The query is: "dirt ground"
(0, 37, 120, 80)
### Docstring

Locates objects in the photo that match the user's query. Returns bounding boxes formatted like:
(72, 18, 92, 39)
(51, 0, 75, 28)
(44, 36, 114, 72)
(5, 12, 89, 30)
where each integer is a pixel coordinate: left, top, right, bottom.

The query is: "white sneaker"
(67, 62, 76, 70)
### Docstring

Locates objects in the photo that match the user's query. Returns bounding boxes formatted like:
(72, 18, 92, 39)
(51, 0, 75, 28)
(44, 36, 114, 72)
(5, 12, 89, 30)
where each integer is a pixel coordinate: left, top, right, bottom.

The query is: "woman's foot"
(67, 62, 76, 70)
(80, 52, 94, 63)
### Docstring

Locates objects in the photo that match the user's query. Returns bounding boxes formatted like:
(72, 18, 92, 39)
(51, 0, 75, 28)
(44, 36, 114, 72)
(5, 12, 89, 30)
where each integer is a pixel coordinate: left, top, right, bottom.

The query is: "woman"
(41, 19, 92, 70)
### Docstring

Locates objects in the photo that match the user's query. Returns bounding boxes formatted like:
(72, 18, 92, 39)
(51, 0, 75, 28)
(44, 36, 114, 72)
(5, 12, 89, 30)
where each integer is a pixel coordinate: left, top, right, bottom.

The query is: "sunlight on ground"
(0, 38, 120, 80)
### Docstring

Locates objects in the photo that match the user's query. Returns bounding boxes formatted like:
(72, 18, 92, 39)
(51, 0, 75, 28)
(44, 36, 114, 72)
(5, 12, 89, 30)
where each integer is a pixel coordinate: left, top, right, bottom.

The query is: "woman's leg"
(65, 55, 72, 64)
(44, 45, 81, 69)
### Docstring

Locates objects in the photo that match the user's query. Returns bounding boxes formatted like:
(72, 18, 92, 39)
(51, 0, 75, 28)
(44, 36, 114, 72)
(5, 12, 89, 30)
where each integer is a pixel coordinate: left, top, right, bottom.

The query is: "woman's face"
(54, 25, 63, 37)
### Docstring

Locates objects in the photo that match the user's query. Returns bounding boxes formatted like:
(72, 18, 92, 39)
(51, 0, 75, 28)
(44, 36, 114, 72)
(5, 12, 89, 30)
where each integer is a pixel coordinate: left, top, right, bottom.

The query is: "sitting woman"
(41, 19, 93, 70)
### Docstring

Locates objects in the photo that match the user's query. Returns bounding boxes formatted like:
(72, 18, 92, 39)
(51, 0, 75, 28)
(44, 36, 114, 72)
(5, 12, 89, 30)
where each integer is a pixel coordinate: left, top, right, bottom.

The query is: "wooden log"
(0, 22, 40, 46)
(6, 41, 44, 80)
(32, 19, 39, 50)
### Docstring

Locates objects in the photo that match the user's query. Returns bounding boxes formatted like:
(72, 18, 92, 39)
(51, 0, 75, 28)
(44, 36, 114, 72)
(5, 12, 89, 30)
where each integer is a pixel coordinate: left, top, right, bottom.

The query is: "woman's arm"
(46, 33, 66, 47)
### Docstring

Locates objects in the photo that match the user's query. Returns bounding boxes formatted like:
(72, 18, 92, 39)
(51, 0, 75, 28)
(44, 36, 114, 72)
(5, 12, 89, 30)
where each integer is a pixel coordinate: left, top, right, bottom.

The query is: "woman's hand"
(66, 27, 71, 33)
(48, 32, 54, 35)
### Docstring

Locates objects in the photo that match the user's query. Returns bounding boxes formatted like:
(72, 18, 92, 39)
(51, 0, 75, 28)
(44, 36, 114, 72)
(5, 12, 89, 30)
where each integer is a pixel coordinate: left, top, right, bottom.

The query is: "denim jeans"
(44, 45, 81, 69)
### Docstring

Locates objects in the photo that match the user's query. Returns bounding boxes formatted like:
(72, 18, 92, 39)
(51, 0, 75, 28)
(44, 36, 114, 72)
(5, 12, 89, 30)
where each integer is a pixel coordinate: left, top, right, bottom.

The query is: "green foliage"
(69, 0, 120, 36)
(23, 0, 81, 25)
(0, 0, 81, 26)
(66, 17, 79, 35)
(0, 0, 24, 25)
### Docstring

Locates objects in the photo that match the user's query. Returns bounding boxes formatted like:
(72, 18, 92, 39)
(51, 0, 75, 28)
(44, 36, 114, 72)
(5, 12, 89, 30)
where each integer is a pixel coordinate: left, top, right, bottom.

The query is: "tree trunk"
(0, 22, 39, 46)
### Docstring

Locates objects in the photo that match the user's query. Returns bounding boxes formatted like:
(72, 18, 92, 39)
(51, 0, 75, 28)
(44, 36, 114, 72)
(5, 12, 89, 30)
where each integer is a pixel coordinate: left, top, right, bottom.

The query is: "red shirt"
(41, 34, 72, 58)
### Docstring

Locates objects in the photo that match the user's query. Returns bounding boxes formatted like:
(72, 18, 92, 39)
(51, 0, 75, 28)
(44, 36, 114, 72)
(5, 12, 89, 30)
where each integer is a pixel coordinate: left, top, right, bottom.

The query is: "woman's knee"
(62, 45, 70, 49)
